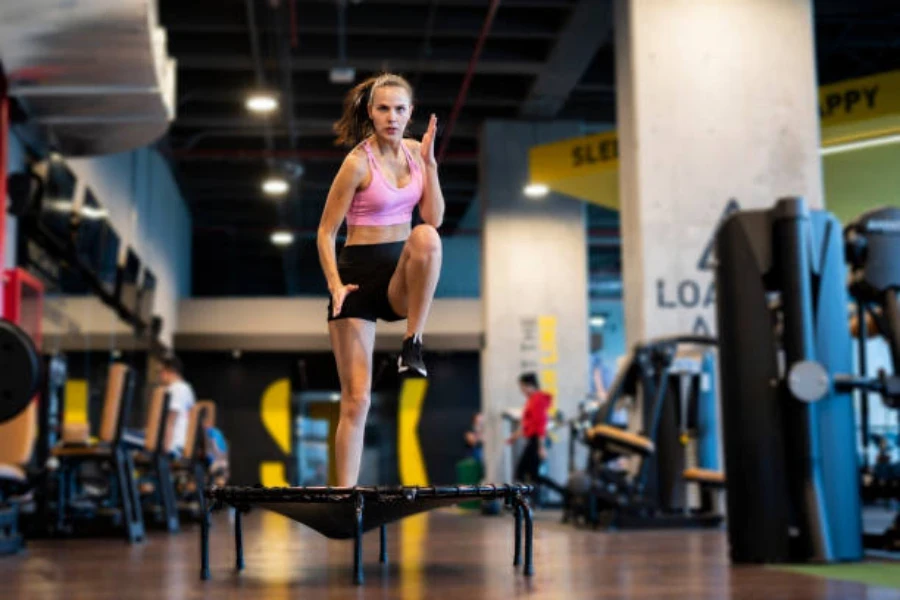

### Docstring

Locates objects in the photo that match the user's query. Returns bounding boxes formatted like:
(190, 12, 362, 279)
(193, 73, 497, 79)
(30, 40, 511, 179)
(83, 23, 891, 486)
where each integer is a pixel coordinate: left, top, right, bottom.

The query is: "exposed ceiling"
(155, 0, 900, 297)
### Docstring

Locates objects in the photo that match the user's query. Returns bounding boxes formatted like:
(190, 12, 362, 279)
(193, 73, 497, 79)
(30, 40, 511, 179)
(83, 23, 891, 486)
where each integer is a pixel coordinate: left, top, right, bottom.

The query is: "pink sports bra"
(345, 140, 423, 227)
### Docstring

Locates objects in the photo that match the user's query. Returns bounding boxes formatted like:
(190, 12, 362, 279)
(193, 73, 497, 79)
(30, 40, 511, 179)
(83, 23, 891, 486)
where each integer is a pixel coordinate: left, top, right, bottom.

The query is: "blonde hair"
(333, 73, 414, 148)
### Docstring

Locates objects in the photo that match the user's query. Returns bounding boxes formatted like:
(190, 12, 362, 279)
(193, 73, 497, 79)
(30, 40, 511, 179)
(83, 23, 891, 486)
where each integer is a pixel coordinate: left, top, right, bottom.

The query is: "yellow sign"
(529, 70, 900, 206)
(819, 69, 900, 145)
(538, 315, 558, 416)
(528, 130, 619, 210)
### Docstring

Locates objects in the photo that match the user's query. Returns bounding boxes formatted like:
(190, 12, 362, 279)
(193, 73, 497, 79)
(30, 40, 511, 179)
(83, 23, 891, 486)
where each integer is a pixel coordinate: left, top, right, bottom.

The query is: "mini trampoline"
(202, 484, 535, 585)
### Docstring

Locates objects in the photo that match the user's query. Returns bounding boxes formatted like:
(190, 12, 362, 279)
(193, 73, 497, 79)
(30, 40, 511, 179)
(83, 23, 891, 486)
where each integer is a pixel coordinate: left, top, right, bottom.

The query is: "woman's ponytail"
(333, 78, 376, 148)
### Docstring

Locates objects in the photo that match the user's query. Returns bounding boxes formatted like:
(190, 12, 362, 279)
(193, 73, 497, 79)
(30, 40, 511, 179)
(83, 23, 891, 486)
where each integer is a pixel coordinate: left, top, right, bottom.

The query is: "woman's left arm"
(415, 114, 445, 228)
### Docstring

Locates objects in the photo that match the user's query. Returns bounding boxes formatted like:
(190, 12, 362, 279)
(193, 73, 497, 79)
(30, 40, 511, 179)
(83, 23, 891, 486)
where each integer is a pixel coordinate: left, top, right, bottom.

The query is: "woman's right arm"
(317, 152, 366, 303)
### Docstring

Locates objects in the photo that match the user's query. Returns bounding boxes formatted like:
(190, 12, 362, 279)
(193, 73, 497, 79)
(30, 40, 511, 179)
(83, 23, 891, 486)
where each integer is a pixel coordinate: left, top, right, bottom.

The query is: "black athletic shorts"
(327, 241, 406, 323)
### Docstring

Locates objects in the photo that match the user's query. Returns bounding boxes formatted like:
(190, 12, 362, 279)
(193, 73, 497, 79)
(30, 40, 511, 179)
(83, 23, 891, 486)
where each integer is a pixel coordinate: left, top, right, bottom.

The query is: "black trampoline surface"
(207, 484, 533, 539)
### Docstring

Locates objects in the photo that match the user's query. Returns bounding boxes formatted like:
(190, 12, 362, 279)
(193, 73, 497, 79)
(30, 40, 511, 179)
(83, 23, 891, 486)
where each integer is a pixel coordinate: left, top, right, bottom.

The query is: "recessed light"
(262, 178, 289, 195)
(270, 230, 295, 246)
(246, 93, 278, 113)
(524, 183, 549, 198)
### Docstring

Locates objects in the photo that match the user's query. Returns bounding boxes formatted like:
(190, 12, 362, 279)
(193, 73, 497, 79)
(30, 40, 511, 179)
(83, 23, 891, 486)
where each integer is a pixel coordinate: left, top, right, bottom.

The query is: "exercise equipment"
(48, 362, 146, 543)
(202, 484, 535, 585)
(843, 206, 900, 413)
(714, 197, 863, 564)
(0, 319, 42, 555)
(568, 335, 724, 529)
(0, 320, 42, 424)
(842, 206, 900, 552)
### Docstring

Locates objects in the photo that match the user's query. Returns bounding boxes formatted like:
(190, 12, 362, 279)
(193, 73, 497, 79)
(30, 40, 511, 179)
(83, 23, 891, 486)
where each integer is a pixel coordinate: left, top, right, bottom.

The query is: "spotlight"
(262, 178, 289, 195)
(523, 183, 549, 198)
(270, 230, 295, 246)
(246, 93, 278, 114)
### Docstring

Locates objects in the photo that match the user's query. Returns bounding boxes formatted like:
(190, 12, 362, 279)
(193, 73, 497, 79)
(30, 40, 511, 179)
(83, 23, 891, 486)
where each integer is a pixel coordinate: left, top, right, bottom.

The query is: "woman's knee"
(340, 391, 371, 424)
(408, 224, 442, 256)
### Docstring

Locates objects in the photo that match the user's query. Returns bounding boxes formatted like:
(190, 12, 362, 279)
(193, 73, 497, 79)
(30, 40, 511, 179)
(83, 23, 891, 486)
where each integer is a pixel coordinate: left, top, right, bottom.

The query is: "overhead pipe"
(436, 0, 501, 163)
(272, 0, 304, 295)
(412, 0, 441, 90)
(245, 0, 276, 165)
(290, 0, 299, 49)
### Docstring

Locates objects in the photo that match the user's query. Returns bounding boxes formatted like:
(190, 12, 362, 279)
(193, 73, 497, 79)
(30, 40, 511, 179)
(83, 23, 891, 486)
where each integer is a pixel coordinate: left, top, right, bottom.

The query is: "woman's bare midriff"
(345, 223, 411, 246)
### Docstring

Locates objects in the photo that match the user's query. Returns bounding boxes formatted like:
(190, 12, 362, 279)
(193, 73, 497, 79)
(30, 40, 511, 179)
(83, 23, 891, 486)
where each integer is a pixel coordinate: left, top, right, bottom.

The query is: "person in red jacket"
(507, 372, 553, 483)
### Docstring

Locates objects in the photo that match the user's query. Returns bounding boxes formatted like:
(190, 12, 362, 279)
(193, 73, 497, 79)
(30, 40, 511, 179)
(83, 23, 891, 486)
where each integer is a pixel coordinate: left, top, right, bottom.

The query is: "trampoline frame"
(201, 484, 535, 585)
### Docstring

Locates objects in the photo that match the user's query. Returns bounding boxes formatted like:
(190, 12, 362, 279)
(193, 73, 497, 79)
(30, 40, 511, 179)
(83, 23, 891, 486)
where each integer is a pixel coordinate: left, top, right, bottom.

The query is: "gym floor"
(3, 509, 896, 599)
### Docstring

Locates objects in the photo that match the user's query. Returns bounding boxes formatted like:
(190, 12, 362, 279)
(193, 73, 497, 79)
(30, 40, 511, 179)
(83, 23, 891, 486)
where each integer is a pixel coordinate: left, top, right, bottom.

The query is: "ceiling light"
(246, 93, 278, 114)
(329, 67, 356, 84)
(523, 183, 549, 198)
(270, 230, 295, 246)
(80, 206, 109, 220)
(262, 178, 289, 195)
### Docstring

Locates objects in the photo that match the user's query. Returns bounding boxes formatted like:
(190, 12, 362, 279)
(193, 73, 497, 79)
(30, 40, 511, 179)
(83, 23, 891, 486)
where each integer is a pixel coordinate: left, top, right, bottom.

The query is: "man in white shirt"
(160, 354, 196, 456)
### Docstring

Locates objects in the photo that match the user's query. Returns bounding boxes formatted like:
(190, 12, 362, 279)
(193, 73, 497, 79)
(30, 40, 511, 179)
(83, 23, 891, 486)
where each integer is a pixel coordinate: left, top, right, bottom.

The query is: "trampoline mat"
(210, 484, 531, 540)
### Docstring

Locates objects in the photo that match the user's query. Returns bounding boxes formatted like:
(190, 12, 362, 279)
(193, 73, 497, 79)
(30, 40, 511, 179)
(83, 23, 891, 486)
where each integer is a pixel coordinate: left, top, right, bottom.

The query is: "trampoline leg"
(201, 508, 211, 581)
(523, 500, 534, 577)
(354, 494, 364, 586)
(380, 524, 388, 564)
(234, 509, 244, 572)
(513, 503, 523, 567)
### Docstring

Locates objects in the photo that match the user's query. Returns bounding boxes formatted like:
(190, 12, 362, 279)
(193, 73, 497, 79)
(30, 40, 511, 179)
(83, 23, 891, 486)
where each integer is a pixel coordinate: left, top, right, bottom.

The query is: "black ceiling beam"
(182, 179, 477, 194)
(176, 55, 545, 75)
(176, 89, 522, 108)
(294, 0, 575, 6)
(170, 117, 480, 138)
(520, 0, 614, 118)
(169, 148, 477, 164)
(165, 24, 559, 40)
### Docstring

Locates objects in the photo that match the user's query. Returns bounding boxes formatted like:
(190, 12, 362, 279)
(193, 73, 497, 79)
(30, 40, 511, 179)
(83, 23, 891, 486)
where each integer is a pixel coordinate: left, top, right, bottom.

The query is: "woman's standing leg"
(329, 318, 377, 486)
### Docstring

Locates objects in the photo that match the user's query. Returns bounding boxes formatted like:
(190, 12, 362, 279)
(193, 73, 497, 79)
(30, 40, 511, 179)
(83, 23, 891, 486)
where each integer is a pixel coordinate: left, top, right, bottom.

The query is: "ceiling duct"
(0, 0, 176, 156)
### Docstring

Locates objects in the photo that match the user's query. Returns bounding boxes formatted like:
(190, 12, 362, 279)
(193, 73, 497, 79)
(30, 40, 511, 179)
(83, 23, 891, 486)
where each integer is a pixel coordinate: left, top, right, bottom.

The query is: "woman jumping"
(317, 73, 444, 486)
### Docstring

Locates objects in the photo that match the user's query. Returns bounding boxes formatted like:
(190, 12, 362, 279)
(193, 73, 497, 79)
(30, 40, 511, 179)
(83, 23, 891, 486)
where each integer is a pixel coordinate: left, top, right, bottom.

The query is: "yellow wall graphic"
(63, 379, 88, 425)
(260, 378, 291, 487)
(398, 377, 429, 486)
(538, 315, 559, 415)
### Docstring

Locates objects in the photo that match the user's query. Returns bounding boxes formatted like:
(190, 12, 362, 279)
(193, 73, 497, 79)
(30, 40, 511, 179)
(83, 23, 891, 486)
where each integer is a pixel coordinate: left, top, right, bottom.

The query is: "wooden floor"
(2, 508, 897, 599)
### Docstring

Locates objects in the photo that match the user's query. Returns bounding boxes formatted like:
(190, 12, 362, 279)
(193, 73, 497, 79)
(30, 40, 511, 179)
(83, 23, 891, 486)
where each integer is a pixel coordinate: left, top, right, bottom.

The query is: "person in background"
(203, 423, 230, 486)
(589, 331, 615, 402)
(464, 412, 484, 464)
(159, 353, 196, 457)
(507, 373, 552, 483)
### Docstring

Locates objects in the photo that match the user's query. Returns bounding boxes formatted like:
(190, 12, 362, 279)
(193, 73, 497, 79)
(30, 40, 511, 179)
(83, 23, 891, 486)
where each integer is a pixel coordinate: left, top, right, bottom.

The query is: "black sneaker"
(398, 335, 427, 378)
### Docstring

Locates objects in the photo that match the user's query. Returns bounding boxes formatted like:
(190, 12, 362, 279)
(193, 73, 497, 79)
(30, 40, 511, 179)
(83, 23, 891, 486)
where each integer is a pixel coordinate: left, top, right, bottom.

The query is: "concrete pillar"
(615, 0, 824, 346)
(479, 120, 589, 485)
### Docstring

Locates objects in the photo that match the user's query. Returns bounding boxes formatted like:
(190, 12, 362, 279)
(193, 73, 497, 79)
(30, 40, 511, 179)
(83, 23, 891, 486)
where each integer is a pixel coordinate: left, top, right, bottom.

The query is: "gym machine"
(0, 320, 43, 554)
(568, 335, 725, 529)
(714, 197, 900, 563)
(843, 206, 900, 551)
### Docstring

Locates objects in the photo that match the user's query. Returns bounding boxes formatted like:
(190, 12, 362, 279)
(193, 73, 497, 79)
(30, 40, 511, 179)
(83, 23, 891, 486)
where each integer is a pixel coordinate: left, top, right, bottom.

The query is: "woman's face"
(368, 85, 412, 142)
